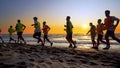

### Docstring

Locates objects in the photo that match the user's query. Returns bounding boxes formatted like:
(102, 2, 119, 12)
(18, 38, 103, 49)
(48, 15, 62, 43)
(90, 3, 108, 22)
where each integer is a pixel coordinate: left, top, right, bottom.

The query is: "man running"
(87, 23, 97, 48)
(15, 19, 26, 44)
(42, 21, 53, 46)
(96, 19, 106, 48)
(0, 28, 4, 43)
(8, 25, 16, 43)
(64, 16, 76, 48)
(103, 10, 120, 50)
(32, 17, 44, 46)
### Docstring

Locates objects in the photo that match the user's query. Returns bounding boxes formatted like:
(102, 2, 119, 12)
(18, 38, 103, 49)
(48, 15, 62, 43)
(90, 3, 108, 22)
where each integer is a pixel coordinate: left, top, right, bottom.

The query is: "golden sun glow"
(83, 24, 88, 29)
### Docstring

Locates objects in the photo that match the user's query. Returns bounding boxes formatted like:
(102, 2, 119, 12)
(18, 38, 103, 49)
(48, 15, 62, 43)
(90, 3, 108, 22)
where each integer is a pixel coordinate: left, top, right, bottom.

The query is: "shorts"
(106, 30, 114, 37)
(66, 32, 72, 39)
(33, 32, 41, 37)
(91, 34, 96, 40)
(97, 34, 103, 40)
(0, 36, 2, 39)
(44, 34, 48, 39)
(17, 32, 23, 37)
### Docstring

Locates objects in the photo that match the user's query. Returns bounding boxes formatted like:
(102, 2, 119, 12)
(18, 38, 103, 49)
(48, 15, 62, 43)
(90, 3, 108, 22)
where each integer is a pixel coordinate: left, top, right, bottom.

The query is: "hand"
(64, 25, 66, 27)
(64, 29, 66, 31)
(23, 28, 25, 31)
(31, 24, 34, 26)
(114, 25, 117, 28)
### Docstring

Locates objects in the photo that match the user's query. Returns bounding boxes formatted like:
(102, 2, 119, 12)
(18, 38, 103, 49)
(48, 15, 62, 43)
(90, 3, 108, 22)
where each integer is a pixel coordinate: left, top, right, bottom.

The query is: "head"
(43, 21, 46, 25)
(97, 19, 102, 24)
(89, 22, 93, 26)
(66, 16, 71, 21)
(33, 17, 38, 21)
(17, 19, 21, 23)
(10, 25, 13, 28)
(105, 10, 110, 17)
(101, 23, 104, 25)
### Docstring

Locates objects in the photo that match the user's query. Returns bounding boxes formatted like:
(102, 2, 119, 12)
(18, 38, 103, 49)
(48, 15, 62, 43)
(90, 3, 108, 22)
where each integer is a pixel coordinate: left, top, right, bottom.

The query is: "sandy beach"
(0, 43, 120, 68)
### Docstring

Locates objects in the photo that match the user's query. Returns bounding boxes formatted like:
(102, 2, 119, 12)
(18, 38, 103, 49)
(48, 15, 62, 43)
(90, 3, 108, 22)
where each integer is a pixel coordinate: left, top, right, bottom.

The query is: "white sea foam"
(0, 34, 120, 46)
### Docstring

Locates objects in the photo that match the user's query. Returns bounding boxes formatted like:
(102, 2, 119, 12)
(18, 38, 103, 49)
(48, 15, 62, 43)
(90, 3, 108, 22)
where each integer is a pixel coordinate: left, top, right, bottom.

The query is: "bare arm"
(48, 26, 50, 30)
(23, 25, 26, 30)
(0, 29, 1, 32)
(86, 29, 90, 35)
(31, 24, 35, 26)
(115, 19, 119, 28)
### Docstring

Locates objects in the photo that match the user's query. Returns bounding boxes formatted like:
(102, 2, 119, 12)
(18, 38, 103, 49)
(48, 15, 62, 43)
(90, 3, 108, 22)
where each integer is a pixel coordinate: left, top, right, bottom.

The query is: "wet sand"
(0, 43, 120, 68)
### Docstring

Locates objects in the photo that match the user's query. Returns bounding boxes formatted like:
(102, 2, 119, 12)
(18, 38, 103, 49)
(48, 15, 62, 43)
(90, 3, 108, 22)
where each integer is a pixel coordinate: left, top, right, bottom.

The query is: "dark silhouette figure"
(42, 21, 53, 46)
(96, 19, 106, 47)
(8, 25, 16, 43)
(103, 10, 120, 50)
(64, 16, 76, 48)
(0, 28, 4, 43)
(15, 19, 26, 44)
(87, 23, 97, 48)
(32, 17, 44, 46)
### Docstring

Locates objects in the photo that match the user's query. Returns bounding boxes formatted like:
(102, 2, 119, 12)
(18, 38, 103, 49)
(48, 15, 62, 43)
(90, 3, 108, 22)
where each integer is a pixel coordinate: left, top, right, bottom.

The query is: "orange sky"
(0, 0, 120, 34)
(1, 21, 120, 34)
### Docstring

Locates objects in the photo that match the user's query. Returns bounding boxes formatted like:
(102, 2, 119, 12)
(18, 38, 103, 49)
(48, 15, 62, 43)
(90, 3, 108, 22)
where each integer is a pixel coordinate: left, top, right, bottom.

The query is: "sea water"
(1, 34, 120, 45)
(1, 34, 120, 52)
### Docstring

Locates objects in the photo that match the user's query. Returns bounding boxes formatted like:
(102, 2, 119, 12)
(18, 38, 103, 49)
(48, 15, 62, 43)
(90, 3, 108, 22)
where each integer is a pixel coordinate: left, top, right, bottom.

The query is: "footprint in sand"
(89, 62, 98, 65)
(80, 59, 88, 64)
(15, 61, 27, 68)
(38, 60, 44, 63)
(0, 63, 15, 68)
(29, 58, 35, 61)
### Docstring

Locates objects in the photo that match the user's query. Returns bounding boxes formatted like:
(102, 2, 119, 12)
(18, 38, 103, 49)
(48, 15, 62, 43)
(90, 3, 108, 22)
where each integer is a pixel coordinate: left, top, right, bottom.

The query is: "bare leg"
(103, 33, 110, 49)
(111, 35, 120, 43)
(66, 36, 72, 48)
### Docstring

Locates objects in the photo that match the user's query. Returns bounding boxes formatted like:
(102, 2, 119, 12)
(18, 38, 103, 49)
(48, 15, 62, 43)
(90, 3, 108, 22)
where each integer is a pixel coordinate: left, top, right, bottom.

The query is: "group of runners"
(87, 10, 120, 50)
(0, 17, 53, 46)
(0, 10, 120, 50)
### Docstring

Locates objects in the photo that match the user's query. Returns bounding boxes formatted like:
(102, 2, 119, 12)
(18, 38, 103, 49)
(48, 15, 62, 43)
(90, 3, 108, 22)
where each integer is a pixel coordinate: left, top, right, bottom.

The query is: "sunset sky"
(0, 0, 120, 34)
